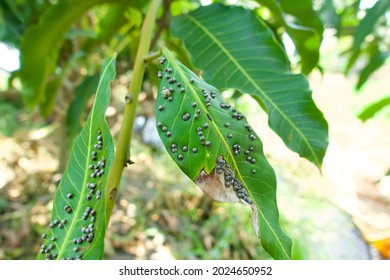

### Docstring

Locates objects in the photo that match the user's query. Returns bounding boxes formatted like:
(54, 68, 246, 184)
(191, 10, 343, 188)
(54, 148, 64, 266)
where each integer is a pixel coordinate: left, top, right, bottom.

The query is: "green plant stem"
(105, 0, 162, 226)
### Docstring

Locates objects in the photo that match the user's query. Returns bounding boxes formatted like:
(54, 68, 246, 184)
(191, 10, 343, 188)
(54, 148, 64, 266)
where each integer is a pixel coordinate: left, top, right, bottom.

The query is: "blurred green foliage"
(0, 0, 388, 260)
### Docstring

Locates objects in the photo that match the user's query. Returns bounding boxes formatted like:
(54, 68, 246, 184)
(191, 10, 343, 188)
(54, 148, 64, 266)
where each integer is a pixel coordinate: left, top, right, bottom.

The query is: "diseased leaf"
(156, 48, 292, 260)
(36, 55, 116, 260)
(171, 4, 329, 169)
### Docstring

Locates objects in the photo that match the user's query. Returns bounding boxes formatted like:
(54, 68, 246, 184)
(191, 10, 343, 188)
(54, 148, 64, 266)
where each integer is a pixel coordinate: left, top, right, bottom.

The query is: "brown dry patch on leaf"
(194, 169, 239, 203)
(194, 156, 259, 237)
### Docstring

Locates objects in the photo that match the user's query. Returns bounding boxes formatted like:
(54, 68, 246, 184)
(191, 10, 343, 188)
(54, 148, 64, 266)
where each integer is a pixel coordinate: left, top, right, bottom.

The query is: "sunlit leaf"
(171, 4, 329, 169)
(66, 74, 100, 143)
(256, 0, 324, 74)
(358, 96, 390, 121)
(352, 0, 390, 52)
(356, 51, 390, 90)
(36, 55, 116, 260)
(156, 48, 292, 260)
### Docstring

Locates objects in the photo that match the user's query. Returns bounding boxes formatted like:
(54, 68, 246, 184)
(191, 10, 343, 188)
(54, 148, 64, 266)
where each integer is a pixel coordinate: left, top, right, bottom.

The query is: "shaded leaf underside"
(37, 55, 116, 260)
(171, 4, 329, 169)
(156, 48, 291, 260)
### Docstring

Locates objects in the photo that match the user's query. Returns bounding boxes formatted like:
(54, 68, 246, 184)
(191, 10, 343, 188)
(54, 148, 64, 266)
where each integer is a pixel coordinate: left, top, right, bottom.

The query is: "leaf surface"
(37, 55, 116, 260)
(171, 4, 328, 168)
(156, 48, 292, 260)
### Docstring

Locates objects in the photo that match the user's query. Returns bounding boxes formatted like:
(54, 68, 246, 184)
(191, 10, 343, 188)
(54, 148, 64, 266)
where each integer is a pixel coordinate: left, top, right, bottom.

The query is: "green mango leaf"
(19, 0, 116, 110)
(171, 4, 328, 169)
(256, 0, 324, 74)
(37, 55, 116, 260)
(357, 51, 390, 90)
(156, 48, 292, 260)
(358, 96, 390, 121)
(353, 0, 390, 52)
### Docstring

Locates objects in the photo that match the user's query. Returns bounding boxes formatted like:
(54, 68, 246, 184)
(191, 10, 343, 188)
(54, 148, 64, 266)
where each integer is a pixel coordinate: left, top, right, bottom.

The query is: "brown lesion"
(194, 156, 259, 237)
(109, 188, 118, 200)
(194, 169, 239, 203)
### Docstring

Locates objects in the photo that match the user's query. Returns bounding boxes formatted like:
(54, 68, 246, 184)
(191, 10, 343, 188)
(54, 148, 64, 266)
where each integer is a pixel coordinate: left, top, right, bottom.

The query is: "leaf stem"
(105, 0, 162, 227)
(144, 49, 162, 63)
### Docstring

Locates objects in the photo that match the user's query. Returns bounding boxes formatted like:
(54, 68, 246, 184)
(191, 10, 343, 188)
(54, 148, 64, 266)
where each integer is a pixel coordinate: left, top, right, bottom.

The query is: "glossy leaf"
(358, 96, 390, 121)
(37, 55, 116, 260)
(19, 0, 115, 110)
(256, 0, 324, 74)
(156, 48, 292, 260)
(171, 4, 329, 168)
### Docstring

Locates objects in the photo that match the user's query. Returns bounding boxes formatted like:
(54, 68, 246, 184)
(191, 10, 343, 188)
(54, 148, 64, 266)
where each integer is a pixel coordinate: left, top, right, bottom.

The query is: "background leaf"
(18, 0, 117, 110)
(358, 96, 390, 121)
(356, 51, 390, 90)
(256, 0, 324, 74)
(352, 0, 390, 52)
(171, 4, 329, 168)
(66, 74, 100, 143)
(156, 48, 292, 260)
(36, 55, 116, 260)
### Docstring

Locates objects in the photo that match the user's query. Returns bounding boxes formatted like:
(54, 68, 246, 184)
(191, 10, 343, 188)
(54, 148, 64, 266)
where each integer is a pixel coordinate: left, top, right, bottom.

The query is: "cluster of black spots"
(245, 124, 253, 132)
(246, 156, 256, 164)
(159, 57, 166, 64)
(182, 113, 191, 121)
(220, 102, 231, 109)
(40, 216, 66, 259)
(40, 243, 58, 260)
(170, 144, 178, 153)
(232, 144, 241, 155)
(87, 132, 106, 200)
(40, 131, 106, 260)
(64, 205, 72, 213)
(215, 157, 253, 205)
(231, 108, 244, 120)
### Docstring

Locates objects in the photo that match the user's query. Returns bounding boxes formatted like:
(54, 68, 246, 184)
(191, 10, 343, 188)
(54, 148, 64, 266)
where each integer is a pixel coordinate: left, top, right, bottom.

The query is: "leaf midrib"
(185, 14, 320, 168)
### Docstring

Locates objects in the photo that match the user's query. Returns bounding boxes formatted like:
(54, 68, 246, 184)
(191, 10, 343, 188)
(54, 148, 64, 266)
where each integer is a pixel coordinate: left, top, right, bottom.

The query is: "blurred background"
(0, 0, 389, 259)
